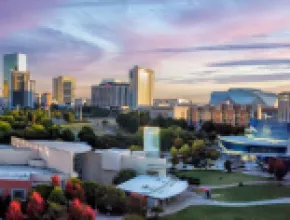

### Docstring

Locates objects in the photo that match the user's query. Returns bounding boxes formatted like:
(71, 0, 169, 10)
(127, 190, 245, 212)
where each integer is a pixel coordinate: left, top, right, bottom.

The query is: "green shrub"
(113, 169, 137, 185)
(34, 184, 53, 200)
(48, 187, 67, 205)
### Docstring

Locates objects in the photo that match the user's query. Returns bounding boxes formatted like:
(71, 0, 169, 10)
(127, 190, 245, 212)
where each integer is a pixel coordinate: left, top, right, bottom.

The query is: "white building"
(81, 149, 169, 184)
(91, 79, 129, 108)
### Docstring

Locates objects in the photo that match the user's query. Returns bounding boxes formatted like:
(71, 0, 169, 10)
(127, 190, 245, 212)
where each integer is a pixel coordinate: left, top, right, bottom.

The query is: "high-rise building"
(9, 70, 32, 108)
(29, 80, 36, 108)
(41, 92, 52, 108)
(91, 79, 130, 108)
(129, 65, 154, 109)
(278, 92, 290, 122)
(52, 76, 76, 105)
(3, 53, 27, 97)
(34, 93, 41, 107)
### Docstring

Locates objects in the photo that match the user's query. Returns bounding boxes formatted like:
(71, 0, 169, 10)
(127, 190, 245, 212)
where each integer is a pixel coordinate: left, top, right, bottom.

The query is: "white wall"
(0, 148, 38, 165)
(11, 137, 74, 176)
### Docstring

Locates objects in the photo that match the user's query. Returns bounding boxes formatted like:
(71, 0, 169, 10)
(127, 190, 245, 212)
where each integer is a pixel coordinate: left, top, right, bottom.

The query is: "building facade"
(91, 79, 129, 108)
(153, 98, 190, 107)
(53, 76, 76, 105)
(41, 92, 52, 108)
(9, 70, 33, 109)
(145, 106, 190, 121)
(129, 65, 154, 109)
(3, 53, 27, 98)
(191, 104, 253, 127)
(278, 92, 290, 122)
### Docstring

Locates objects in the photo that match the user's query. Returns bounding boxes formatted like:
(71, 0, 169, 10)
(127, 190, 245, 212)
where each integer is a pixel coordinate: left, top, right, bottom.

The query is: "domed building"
(210, 88, 278, 107)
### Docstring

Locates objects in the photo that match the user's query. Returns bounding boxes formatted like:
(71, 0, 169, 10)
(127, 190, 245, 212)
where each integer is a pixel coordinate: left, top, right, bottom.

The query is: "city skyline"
(1, 0, 290, 103)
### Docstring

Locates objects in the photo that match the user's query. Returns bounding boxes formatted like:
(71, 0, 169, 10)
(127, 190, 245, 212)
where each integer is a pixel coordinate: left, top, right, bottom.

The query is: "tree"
(51, 175, 60, 187)
(113, 169, 137, 185)
(170, 146, 179, 167)
(173, 137, 183, 148)
(82, 181, 100, 208)
(27, 192, 45, 219)
(65, 180, 85, 201)
(5, 201, 24, 220)
(34, 184, 53, 201)
(179, 144, 190, 164)
(274, 159, 288, 181)
(63, 112, 75, 123)
(0, 121, 12, 133)
(224, 160, 232, 173)
(68, 199, 96, 220)
(129, 145, 143, 151)
(61, 129, 75, 142)
(126, 193, 147, 216)
(48, 187, 67, 205)
(151, 206, 163, 219)
(116, 112, 139, 133)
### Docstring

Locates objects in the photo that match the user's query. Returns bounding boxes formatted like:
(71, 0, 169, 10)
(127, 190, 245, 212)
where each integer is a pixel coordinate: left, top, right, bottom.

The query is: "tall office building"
(91, 79, 129, 108)
(129, 65, 154, 109)
(3, 53, 27, 97)
(9, 70, 32, 108)
(29, 80, 36, 108)
(278, 92, 290, 122)
(41, 92, 52, 108)
(52, 76, 76, 105)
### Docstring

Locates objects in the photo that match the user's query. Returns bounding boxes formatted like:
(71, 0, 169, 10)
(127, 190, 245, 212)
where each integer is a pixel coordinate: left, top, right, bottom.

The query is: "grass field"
(161, 205, 290, 220)
(212, 184, 290, 202)
(176, 170, 269, 185)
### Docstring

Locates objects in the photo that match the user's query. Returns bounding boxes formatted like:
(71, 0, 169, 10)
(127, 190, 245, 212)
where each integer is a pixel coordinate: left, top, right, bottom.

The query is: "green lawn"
(161, 205, 290, 220)
(176, 170, 269, 185)
(212, 184, 290, 202)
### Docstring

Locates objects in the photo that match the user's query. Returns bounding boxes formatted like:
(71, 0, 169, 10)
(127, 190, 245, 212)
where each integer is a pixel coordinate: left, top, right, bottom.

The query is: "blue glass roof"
(210, 88, 277, 106)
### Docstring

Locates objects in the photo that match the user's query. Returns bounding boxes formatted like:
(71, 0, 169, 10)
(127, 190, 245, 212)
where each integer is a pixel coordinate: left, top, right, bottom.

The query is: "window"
(11, 189, 26, 201)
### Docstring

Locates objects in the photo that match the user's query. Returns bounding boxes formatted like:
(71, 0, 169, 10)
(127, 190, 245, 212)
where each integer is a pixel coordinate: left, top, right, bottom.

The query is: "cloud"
(141, 42, 290, 53)
(159, 72, 290, 85)
(0, 0, 62, 38)
(208, 59, 290, 67)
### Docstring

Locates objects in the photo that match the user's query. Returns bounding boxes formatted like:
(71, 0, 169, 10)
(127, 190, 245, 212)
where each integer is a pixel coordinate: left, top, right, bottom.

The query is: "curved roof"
(210, 88, 277, 106)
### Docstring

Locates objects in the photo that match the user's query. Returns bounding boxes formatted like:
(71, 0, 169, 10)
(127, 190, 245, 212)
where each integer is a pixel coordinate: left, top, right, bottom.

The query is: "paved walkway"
(202, 180, 277, 189)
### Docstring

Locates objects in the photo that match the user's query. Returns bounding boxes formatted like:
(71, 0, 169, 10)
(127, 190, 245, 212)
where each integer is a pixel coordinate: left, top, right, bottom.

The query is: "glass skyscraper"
(3, 53, 27, 97)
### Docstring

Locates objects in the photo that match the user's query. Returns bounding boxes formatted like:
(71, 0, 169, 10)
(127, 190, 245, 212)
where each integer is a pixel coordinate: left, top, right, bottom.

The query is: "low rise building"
(81, 149, 169, 185)
(0, 138, 91, 200)
(153, 98, 191, 107)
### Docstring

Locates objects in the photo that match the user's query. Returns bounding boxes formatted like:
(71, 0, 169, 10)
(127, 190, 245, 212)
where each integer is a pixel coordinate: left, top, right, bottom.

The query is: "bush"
(48, 187, 67, 205)
(113, 169, 137, 185)
(82, 181, 100, 208)
(238, 182, 244, 187)
(151, 205, 163, 219)
(43, 202, 67, 220)
(61, 129, 75, 142)
(34, 184, 53, 201)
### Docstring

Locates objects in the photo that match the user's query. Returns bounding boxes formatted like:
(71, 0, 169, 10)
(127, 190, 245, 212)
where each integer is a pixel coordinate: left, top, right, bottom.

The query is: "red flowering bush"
(27, 191, 45, 218)
(51, 175, 60, 187)
(65, 180, 85, 201)
(5, 201, 24, 220)
(68, 199, 96, 220)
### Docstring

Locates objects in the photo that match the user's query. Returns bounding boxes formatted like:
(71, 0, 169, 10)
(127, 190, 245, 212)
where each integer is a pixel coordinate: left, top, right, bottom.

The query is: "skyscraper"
(3, 53, 27, 97)
(9, 70, 31, 108)
(53, 76, 76, 105)
(129, 65, 154, 109)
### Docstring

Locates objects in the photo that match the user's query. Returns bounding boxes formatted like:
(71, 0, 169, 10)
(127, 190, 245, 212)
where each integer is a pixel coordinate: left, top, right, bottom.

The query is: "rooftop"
(32, 141, 91, 153)
(219, 136, 288, 147)
(117, 175, 188, 199)
(0, 165, 62, 180)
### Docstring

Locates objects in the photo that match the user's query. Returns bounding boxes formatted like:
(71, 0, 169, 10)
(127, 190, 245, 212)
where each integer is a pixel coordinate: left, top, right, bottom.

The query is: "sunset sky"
(1, 0, 290, 103)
